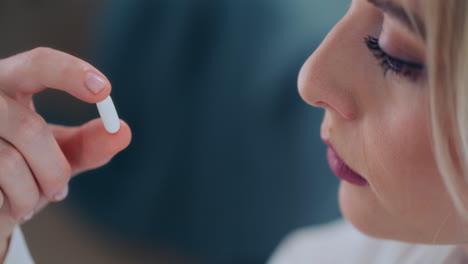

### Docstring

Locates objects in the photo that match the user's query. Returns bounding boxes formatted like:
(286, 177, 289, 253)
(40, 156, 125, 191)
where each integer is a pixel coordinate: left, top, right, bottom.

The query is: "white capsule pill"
(96, 96, 120, 134)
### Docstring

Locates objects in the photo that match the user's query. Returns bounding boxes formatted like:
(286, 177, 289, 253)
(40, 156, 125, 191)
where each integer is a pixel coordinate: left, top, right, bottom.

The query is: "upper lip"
(321, 137, 333, 149)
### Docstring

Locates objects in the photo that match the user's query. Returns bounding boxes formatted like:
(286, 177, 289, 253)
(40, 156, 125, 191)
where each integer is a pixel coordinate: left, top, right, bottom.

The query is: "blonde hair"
(424, 0, 468, 219)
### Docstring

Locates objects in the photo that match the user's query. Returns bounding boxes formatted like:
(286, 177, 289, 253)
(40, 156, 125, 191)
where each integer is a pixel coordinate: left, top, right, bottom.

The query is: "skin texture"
(0, 47, 132, 260)
(299, 0, 468, 246)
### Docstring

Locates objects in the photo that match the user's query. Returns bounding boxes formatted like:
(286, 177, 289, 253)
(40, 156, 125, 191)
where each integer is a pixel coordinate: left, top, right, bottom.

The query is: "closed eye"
(365, 36, 425, 81)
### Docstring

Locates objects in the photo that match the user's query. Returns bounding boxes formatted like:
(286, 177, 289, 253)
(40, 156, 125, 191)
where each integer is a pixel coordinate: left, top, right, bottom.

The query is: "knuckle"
(17, 113, 48, 144)
(63, 163, 72, 181)
(29, 47, 55, 61)
(43, 163, 71, 197)
(61, 161, 72, 178)
(0, 95, 7, 114)
(12, 191, 39, 216)
(42, 177, 62, 197)
(28, 47, 77, 87)
(0, 145, 24, 173)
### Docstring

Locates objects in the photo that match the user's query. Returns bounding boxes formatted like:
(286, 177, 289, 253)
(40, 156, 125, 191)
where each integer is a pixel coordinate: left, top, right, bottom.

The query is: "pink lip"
(322, 139, 368, 186)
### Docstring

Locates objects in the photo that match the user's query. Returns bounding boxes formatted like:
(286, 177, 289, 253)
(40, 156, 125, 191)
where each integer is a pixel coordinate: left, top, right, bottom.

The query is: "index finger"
(0, 47, 111, 103)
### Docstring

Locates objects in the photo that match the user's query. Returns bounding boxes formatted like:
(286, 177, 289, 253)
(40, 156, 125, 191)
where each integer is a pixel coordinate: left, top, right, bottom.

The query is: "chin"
(338, 181, 461, 244)
(338, 181, 404, 240)
(339, 182, 378, 233)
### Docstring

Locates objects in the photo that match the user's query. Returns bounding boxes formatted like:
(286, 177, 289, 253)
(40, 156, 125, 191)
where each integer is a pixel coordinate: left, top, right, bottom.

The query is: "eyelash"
(365, 36, 425, 81)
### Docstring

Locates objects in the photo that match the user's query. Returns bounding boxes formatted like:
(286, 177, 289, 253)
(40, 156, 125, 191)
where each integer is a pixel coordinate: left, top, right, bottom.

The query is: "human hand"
(0, 48, 132, 260)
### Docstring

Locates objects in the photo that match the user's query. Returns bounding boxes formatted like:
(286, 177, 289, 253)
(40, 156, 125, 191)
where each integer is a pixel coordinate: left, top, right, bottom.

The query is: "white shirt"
(268, 220, 467, 264)
(4, 227, 34, 264)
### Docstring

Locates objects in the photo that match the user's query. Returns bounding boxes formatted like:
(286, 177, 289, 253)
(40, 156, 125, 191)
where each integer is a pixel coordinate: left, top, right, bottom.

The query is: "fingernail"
(21, 211, 34, 222)
(85, 72, 107, 94)
(54, 185, 69, 201)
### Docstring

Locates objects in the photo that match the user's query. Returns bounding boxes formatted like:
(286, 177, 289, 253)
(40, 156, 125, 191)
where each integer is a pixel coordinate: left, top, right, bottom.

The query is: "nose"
(298, 13, 359, 120)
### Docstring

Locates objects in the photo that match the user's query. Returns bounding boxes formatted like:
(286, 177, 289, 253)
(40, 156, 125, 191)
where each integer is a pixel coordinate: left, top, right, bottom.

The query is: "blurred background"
(0, 0, 348, 263)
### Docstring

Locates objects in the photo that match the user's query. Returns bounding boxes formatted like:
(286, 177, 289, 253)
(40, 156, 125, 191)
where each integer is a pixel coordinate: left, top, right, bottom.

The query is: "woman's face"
(300, 0, 468, 243)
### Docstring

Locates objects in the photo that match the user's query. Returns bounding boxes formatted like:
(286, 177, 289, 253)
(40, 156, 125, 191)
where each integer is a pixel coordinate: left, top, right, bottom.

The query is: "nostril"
(315, 101, 331, 109)
(314, 101, 357, 120)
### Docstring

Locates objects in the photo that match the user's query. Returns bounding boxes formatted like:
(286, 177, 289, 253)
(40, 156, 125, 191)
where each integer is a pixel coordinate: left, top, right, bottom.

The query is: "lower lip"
(326, 147, 368, 186)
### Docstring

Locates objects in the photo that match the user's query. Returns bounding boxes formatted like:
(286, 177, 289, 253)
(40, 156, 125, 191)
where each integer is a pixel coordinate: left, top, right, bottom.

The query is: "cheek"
(369, 111, 447, 216)
(340, 104, 456, 242)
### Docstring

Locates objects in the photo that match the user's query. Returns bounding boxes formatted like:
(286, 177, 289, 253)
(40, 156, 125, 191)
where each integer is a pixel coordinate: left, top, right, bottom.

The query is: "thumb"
(51, 119, 132, 176)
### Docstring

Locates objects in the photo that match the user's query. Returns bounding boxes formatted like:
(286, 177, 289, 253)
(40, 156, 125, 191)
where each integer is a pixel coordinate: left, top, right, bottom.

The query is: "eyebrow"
(367, 0, 426, 38)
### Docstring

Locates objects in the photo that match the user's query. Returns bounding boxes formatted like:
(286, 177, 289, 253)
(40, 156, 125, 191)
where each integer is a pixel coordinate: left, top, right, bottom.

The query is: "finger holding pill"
(0, 47, 111, 105)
